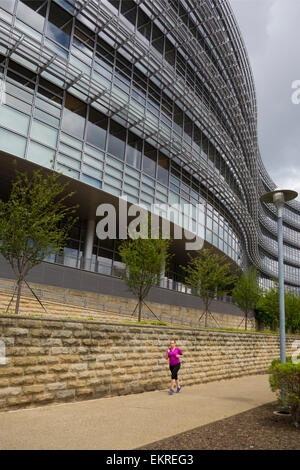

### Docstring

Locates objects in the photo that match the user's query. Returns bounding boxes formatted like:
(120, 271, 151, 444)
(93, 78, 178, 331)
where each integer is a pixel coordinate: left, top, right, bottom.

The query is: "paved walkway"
(0, 374, 275, 450)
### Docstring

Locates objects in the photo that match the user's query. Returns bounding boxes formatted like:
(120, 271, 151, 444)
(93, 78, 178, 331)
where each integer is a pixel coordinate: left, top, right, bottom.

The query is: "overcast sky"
(229, 0, 300, 200)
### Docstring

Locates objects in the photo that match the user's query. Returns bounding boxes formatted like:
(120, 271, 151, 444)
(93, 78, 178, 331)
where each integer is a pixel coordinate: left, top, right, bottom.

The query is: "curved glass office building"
(0, 0, 300, 294)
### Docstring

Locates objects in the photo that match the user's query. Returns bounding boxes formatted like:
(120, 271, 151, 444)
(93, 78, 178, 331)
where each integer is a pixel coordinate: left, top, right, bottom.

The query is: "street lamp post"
(260, 189, 298, 411)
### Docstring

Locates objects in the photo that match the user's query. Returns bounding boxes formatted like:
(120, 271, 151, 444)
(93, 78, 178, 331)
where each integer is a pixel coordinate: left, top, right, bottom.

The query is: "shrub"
(269, 357, 300, 427)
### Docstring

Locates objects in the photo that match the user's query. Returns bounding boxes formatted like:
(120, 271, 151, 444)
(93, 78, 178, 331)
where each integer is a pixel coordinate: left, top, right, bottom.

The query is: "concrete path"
(0, 374, 275, 450)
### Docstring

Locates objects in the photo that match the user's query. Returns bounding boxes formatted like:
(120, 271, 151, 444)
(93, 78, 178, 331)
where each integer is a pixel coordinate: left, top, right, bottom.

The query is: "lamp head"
(260, 189, 298, 208)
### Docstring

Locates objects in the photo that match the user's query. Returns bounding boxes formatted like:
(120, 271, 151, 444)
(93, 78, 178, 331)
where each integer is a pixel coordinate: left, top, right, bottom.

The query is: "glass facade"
(0, 0, 299, 294)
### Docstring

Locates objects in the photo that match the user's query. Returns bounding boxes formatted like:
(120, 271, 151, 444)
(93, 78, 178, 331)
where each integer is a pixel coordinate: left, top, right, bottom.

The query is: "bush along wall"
(269, 357, 300, 427)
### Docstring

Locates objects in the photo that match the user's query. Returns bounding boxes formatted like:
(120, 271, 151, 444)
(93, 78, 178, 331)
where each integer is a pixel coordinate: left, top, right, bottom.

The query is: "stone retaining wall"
(0, 315, 298, 411)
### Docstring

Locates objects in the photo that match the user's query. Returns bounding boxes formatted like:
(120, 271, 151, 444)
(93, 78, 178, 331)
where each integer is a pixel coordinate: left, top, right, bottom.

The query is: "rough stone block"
(24, 366, 47, 375)
(35, 374, 57, 384)
(56, 389, 75, 399)
(37, 357, 58, 365)
(13, 357, 38, 367)
(52, 330, 73, 338)
(74, 331, 90, 338)
(75, 388, 94, 396)
(7, 328, 28, 336)
(46, 382, 67, 392)
(31, 329, 52, 338)
(95, 354, 113, 362)
(34, 393, 55, 403)
(51, 347, 70, 355)
(69, 363, 88, 372)
(0, 386, 21, 397)
(48, 364, 69, 373)
(6, 396, 32, 407)
(40, 338, 62, 347)
(23, 384, 45, 394)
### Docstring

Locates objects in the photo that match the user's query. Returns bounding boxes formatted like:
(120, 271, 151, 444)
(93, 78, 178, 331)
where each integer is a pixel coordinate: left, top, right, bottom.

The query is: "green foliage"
(255, 286, 280, 331)
(285, 291, 300, 333)
(255, 286, 300, 333)
(232, 266, 261, 330)
(0, 164, 78, 313)
(119, 235, 171, 321)
(269, 357, 300, 427)
(183, 248, 238, 324)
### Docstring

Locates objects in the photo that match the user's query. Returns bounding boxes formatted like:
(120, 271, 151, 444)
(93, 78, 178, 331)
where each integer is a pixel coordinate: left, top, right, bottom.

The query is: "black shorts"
(169, 363, 181, 380)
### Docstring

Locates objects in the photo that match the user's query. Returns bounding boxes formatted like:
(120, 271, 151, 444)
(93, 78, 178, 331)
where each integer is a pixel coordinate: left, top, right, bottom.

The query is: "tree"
(285, 291, 300, 334)
(119, 236, 171, 322)
(255, 285, 279, 331)
(255, 286, 300, 333)
(232, 266, 261, 330)
(0, 165, 78, 314)
(183, 248, 238, 327)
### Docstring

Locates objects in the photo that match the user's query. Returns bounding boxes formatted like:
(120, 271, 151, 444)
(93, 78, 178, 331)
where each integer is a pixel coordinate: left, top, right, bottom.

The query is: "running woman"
(166, 339, 183, 395)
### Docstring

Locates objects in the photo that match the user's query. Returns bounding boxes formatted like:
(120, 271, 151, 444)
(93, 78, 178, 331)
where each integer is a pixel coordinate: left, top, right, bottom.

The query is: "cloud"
(229, 0, 300, 200)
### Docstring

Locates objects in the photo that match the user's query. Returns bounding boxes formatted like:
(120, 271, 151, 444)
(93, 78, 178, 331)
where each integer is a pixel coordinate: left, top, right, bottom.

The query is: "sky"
(229, 0, 300, 200)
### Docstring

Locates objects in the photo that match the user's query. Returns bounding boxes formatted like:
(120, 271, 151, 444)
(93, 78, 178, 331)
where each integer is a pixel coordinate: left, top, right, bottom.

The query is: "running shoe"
(176, 386, 182, 393)
(169, 389, 174, 395)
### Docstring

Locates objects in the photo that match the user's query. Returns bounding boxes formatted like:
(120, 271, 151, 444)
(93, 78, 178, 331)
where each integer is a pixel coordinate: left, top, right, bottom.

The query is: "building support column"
(83, 219, 96, 271)
(159, 259, 166, 288)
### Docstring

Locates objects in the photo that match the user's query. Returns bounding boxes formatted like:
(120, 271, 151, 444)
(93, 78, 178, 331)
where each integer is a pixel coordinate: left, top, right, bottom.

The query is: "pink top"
(167, 347, 183, 366)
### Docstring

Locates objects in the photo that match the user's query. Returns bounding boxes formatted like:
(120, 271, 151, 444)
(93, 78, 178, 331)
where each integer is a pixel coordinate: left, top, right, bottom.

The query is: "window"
(126, 131, 142, 169)
(152, 24, 163, 42)
(38, 77, 63, 106)
(202, 134, 209, 158)
(107, 120, 126, 159)
(121, 0, 137, 25)
(143, 143, 157, 178)
(73, 20, 94, 56)
(86, 108, 108, 150)
(161, 96, 173, 120)
(55, 0, 75, 12)
(6, 94, 32, 115)
(0, 104, 30, 134)
(107, 0, 119, 10)
(193, 125, 201, 149)
(7, 60, 36, 86)
(137, 9, 151, 40)
(31, 120, 58, 147)
(215, 152, 221, 172)
(165, 39, 176, 66)
(0, 127, 26, 157)
(47, 1, 73, 50)
(208, 143, 215, 166)
(62, 93, 87, 138)
(157, 152, 169, 186)
(152, 36, 164, 55)
(173, 104, 183, 135)
(184, 116, 193, 143)
(17, 1, 47, 32)
(28, 141, 54, 168)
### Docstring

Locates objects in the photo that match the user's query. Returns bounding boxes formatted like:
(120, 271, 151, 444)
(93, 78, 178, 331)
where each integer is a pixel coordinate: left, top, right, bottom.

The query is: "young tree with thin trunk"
(232, 266, 261, 330)
(183, 248, 238, 327)
(0, 166, 78, 314)
(119, 236, 171, 322)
